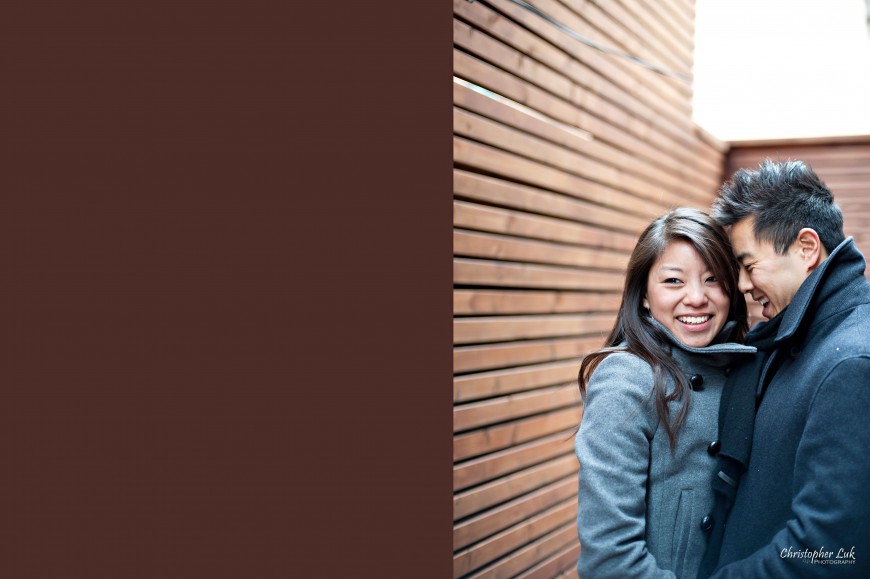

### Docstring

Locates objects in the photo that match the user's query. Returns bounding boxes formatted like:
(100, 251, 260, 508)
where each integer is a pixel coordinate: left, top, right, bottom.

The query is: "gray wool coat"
(575, 325, 755, 578)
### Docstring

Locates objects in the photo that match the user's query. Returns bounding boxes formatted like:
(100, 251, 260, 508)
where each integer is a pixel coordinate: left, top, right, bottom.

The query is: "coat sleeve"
(575, 353, 677, 579)
(711, 356, 870, 578)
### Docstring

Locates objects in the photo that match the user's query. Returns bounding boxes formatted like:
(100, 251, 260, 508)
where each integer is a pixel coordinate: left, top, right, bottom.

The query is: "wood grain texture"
(453, 0, 728, 574)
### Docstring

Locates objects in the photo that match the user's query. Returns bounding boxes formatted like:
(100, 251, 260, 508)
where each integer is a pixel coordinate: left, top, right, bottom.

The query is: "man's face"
(729, 218, 810, 320)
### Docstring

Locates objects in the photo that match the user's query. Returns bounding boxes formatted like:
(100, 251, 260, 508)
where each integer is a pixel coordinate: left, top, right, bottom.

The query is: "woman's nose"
(683, 283, 708, 306)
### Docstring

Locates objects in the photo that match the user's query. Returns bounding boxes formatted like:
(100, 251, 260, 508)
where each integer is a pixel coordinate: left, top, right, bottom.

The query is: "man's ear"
(795, 228, 825, 271)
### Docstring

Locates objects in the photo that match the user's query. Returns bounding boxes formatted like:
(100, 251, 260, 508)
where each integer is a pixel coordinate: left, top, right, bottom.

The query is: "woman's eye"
(664, 278, 681, 284)
(706, 276, 718, 284)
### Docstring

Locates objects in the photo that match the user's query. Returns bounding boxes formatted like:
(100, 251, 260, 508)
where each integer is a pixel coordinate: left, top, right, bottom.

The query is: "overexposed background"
(693, 0, 870, 141)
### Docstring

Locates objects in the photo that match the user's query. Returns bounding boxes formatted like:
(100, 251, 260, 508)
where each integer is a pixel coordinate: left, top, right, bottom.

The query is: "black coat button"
(790, 346, 801, 358)
(700, 515, 714, 532)
(707, 440, 721, 456)
(689, 374, 704, 391)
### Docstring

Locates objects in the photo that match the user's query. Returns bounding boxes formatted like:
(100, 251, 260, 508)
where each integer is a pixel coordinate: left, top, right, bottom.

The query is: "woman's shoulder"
(593, 349, 653, 370)
(583, 350, 659, 429)
(588, 350, 655, 394)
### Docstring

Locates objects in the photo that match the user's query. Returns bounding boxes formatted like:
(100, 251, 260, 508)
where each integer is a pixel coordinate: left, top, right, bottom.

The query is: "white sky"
(692, 0, 870, 141)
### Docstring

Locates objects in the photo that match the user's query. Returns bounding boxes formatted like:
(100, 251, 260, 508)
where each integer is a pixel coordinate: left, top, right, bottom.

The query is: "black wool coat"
(701, 238, 870, 578)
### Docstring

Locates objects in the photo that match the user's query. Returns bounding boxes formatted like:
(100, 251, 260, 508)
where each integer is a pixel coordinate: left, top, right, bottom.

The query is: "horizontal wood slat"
(455, 0, 693, 123)
(595, 0, 692, 73)
(454, 169, 650, 236)
(454, 229, 629, 271)
(452, 48, 719, 195)
(577, 0, 689, 78)
(798, 165, 870, 177)
(454, 406, 583, 462)
(453, 289, 621, 316)
(541, 0, 694, 121)
(454, 103, 707, 209)
(454, 454, 580, 520)
(458, 0, 694, 130)
(655, 0, 697, 44)
(455, 0, 724, 573)
(728, 144, 870, 167)
(454, 360, 579, 403)
(454, 200, 638, 252)
(453, 83, 715, 209)
(453, 13, 693, 160)
(454, 313, 614, 345)
(455, 0, 726, 183)
(454, 383, 580, 433)
(478, 0, 710, 165)
(454, 500, 577, 577)
(454, 135, 669, 219)
(454, 336, 603, 374)
(616, 0, 696, 69)
(454, 476, 578, 550)
(454, 258, 624, 293)
(454, 430, 575, 491)
(512, 536, 582, 579)
(469, 524, 579, 579)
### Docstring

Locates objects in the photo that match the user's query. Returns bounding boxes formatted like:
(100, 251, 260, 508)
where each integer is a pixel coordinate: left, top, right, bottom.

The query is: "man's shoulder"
(834, 299, 870, 333)
(811, 300, 870, 356)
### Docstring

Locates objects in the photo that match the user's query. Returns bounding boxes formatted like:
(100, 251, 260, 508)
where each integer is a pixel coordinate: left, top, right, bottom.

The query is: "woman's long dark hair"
(578, 208, 748, 450)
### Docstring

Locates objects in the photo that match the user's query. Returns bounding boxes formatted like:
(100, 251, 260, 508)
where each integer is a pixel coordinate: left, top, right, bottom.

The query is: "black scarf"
(695, 313, 783, 578)
(696, 238, 863, 578)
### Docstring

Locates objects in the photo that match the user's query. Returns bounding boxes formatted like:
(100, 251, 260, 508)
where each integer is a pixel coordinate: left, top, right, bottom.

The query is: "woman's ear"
(642, 296, 649, 309)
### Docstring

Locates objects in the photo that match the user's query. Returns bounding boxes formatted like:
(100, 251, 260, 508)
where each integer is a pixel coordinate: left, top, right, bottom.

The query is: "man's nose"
(738, 268, 753, 294)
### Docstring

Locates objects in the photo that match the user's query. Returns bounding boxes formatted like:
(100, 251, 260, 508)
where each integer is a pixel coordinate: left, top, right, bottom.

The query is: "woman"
(574, 208, 755, 578)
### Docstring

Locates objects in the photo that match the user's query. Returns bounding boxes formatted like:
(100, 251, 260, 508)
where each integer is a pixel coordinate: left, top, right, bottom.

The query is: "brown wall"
(453, 0, 727, 576)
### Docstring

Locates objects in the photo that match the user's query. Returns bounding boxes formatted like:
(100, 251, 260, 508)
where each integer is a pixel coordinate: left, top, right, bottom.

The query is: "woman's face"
(644, 239, 731, 348)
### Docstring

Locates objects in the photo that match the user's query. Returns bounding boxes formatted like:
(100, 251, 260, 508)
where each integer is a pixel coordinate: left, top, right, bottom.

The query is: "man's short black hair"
(711, 159, 845, 254)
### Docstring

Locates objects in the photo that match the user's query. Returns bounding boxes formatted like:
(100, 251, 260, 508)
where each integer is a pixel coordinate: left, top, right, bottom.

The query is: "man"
(698, 159, 870, 578)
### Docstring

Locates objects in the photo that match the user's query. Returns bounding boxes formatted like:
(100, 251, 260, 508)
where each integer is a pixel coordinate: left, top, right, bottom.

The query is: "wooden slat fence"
(453, 0, 726, 576)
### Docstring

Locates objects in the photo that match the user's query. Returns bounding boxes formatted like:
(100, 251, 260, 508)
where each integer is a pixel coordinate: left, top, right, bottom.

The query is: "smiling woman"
(644, 239, 731, 348)
(574, 208, 756, 578)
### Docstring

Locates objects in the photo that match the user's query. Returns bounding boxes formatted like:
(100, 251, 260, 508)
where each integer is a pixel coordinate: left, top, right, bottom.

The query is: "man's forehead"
(734, 249, 753, 263)
(728, 220, 763, 260)
(728, 222, 753, 244)
(730, 226, 781, 261)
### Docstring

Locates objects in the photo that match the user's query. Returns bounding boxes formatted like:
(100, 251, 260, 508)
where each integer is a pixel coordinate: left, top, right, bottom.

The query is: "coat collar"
(647, 317, 756, 356)
(771, 237, 866, 345)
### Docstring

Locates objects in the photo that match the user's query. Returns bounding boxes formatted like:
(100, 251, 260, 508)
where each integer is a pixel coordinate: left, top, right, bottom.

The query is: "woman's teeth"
(677, 315, 710, 325)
